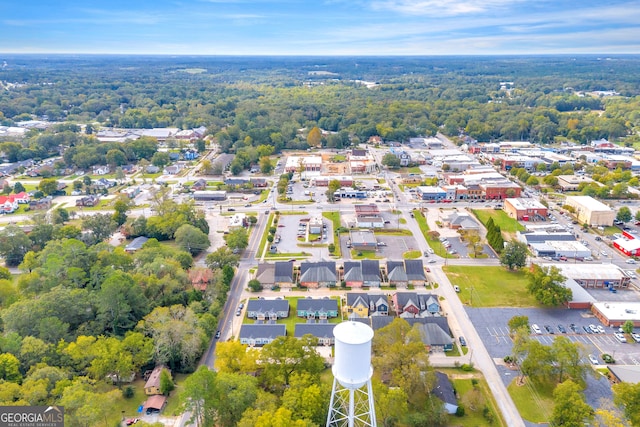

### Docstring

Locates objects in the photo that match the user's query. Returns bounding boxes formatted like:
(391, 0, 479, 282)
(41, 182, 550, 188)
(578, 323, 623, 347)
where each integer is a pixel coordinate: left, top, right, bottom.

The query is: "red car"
(125, 419, 139, 425)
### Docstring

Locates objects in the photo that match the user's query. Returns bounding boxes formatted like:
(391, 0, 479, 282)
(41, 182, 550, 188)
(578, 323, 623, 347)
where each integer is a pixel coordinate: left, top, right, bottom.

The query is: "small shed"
(125, 236, 149, 253)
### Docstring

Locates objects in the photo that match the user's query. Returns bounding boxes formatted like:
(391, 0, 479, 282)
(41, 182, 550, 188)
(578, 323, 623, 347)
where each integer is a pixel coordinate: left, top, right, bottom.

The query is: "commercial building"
(613, 232, 640, 257)
(556, 175, 595, 191)
(564, 196, 614, 226)
(592, 302, 640, 327)
(504, 198, 548, 221)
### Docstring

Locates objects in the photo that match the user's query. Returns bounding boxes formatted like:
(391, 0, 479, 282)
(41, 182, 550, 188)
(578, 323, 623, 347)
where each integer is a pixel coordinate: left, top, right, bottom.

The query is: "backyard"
(471, 209, 526, 233)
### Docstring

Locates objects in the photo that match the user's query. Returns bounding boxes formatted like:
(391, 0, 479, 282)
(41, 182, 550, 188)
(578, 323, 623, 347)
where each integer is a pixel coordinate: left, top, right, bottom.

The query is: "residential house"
(125, 236, 149, 253)
(299, 261, 337, 288)
(392, 292, 441, 317)
(404, 259, 427, 285)
(344, 293, 389, 318)
(246, 299, 290, 320)
(188, 267, 214, 291)
(146, 165, 160, 174)
(121, 164, 137, 174)
(445, 212, 480, 230)
(192, 179, 207, 191)
(255, 262, 295, 289)
(0, 195, 19, 213)
(94, 178, 116, 189)
(28, 196, 52, 211)
(343, 260, 381, 288)
(294, 323, 336, 345)
(76, 195, 100, 207)
(386, 261, 408, 287)
(417, 323, 454, 352)
(92, 165, 110, 175)
(144, 366, 169, 395)
(296, 297, 339, 319)
(10, 192, 29, 204)
(433, 372, 459, 414)
(250, 178, 268, 188)
(143, 395, 167, 413)
(239, 324, 286, 347)
(163, 165, 181, 175)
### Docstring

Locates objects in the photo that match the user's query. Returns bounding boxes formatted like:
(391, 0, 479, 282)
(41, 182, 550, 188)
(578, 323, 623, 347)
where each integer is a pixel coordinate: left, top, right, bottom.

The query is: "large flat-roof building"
(592, 302, 640, 327)
(564, 196, 614, 226)
(540, 262, 631, 289)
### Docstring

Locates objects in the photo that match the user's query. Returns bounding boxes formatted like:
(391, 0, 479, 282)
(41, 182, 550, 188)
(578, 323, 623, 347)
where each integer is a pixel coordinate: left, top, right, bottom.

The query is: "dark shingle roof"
(404, 259, 426, 281)
(300, 261, 337, 283)
(274, 261, 294, 283)
(343, 261, 363, 282)
(125, 236, 148, 251)
(239, 324, 286, 340)
(256, 263, 275, 284)
(361, 260, 381, 281)
(433, 372, 457, 406)
(417, 323, 453, 347)
(246, 299, 289, 313)
(387, 260, 407, 282)
(294, 323, 335, 339)
(297, 297, 338, 313)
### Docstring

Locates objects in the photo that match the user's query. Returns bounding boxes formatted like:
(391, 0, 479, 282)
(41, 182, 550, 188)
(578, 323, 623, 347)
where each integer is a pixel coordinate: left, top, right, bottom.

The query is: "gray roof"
(404, 259, 426, 281)
(433, 372, 458, 407)
(256, 263, 275, 284)
(387, 260, 408, 282)
(300, 261, 337, 283)
(371, 316, 394, 330)
(608, 365, 640, 384)
(294, 323, 336, 339)
(417, 323, 453, 346)
(394, 291, 421, 309)
(239, 324, 286, 340)
(520, 231, 576, 243)
(125, 236, 148, 251)
(344, 261, 363, 282)
(297, 297, 338, 313)
(346, 292, 370, 307)
(362, 260, 381, 281)
(246, 299, 290, 313)
(274, 261, 294, 283)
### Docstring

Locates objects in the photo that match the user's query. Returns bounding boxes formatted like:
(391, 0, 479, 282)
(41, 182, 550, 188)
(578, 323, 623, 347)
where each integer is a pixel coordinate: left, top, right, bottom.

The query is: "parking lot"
(464, 306, 638, 408)
(270, 214, 333, 259)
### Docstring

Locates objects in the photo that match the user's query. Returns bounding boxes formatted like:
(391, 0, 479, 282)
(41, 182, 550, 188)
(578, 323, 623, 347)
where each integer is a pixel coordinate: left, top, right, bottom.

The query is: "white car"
(631, 333, 640, 343)
(614, 332, 627, 343)
(597, 325, 605, 334)
(627, 259, 637, 264)
(588, 354, 599, 365)
(531, 324, 542, 334)
(601, 251, 608, 257)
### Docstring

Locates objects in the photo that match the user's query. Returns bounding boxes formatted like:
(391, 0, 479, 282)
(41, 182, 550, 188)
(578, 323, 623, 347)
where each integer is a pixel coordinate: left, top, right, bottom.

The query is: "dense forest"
(1, 55, 640, 170)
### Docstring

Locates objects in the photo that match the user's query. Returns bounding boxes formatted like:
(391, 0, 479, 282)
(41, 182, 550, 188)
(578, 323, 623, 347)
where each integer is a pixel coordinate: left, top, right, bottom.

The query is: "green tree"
(248, 279, 262, 292)
(381, 153, 401, 169)
(550, 380, 594, 427)
(174, 223, 210, 256)
(112, 195, 133, 226)
(259, 156, 273, 174)
(617, 206, 632, 223)
(38, 178, 59, 195)
(0, 353, 22, 382)
(151, 151, 171, 168)
(326, 179, 342, 202)
(507, 315, 529, 335)
(214, 372, 259, 427)
(374, 381, 409, 427)
(0, 225, 32, 266)
(195, 139, 206, 153)
(214, 341, 259, 374)
(635, 210, 640, 222)
(160, 368, 175, 395)
(622, 319, 635, 334)
(281, 372, 328, 425)
(12, 182, 25, 194)
(551, 336, 588, 386)
(206, 247, 240, 269)
(527, 264, 572, 306)
(97, 271, 149, 335)
(106, 149, 126, 167)
(500, 240, 528, 270)
(179, 366, 217, 427)
(613, 381, 640, 426)
(81, 213, 117, 244)
(259, 335, 325, 393)
(224, 227, 248, 251)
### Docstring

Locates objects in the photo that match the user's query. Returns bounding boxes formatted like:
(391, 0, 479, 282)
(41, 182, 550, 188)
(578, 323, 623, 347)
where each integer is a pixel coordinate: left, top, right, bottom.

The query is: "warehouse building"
(504, 198, 548, 221)
(564, 196, 614, 226)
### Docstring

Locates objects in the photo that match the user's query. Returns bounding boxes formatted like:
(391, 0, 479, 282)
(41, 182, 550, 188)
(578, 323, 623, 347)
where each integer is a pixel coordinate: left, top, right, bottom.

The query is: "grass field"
(472, 209, 525, 233)
(451, 377, 506, 427)
(507, 378, 555, 423)
(444, 266, 539, 307)
(351, 250, 383, 260)
(403, 250, 421, 259)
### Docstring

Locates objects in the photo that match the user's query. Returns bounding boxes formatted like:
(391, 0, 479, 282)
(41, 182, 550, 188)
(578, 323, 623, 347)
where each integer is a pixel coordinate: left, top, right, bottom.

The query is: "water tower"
(326, 321, 377, 427)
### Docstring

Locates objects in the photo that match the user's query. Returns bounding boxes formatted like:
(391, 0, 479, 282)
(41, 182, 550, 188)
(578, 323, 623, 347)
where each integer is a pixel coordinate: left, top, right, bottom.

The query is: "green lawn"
(507, 379, 555, 423)
(472, 209, 525, 233)
(323, 211, 342, 257)
(351, 250, 383, 260)
(374, 228, 413, 236)
(403, 250, 421, 259)
(256, 213, 275, 258)
(450, 377, 505, 427)
(444, 266, 539, 307)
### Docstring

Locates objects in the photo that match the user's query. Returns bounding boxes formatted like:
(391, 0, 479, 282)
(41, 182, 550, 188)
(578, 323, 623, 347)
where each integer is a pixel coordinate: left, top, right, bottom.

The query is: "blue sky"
(1, 0, 639, 55)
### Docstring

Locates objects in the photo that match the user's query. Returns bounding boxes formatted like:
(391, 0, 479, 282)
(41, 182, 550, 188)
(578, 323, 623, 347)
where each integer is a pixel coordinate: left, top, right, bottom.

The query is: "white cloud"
(370, 0, 526, 16)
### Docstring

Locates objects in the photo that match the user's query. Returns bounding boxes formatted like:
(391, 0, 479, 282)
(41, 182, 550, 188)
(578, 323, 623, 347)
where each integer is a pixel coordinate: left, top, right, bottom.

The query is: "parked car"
(614, 332, 627, 343)
(459, 336, 467, 346)
(544, 325, 554, 334)
(558, 324, 566, 333)
(589, 324, 599, 333)
(583, 325, 592, 334)
(631, 333, 640, 343)
(569, 323, 580, 334)
(125, 419, 139, 425)
(597, 325, 605, 334)
(453, 285, 461, 292)
(531, 324, 542, 334)
(588, 354, 599, 365)
(215, 330, 221, 339)
(227, 208, 236, 211)
(602, 353, 616, 364)
(626, 259, 637, 264)
(235, 309, 242, 316)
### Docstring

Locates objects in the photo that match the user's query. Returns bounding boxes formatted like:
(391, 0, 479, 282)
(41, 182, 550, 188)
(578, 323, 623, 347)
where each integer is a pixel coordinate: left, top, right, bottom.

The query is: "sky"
(1, 0, 640, 55)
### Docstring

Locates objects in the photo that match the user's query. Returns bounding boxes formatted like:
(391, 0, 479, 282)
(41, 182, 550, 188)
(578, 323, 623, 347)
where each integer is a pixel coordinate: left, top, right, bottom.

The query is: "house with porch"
(246, 299, 290, 320)
(416, 323, 454, 352)
(299, 261, 337, 288)
(255, 261, 295, 289)
(239, 324, 286, 347)
(343, 260, 381, 288)
(387, 260, 426, 287)
(294, 324, 336, 346)
(296, 297, 339, 319)
(392, 292, 441, 317)
(344, 293, 389, 318)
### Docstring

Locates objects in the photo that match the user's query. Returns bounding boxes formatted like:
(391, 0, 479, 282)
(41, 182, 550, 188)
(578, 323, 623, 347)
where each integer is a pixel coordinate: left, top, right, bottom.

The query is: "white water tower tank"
(332, 321, 374, 389)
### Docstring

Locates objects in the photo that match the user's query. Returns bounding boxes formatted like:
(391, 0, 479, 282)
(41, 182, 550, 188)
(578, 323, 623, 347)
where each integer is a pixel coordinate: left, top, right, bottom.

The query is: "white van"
(531, 324, 542, 334)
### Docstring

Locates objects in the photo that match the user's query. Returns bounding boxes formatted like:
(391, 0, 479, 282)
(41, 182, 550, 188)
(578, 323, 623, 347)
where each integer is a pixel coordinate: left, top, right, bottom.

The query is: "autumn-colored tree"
(307, 127, 322, 147)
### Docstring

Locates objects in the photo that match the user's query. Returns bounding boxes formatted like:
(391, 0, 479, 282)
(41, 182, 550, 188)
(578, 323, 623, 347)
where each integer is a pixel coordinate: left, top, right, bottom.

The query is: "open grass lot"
(351, 249, 383, 260)
(450, 376, 505, 427)
(472, 209, 525, 233)
(403, 250, 421, 259)
(507, 379, 555, 424)
(444, 266, 539, 307)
